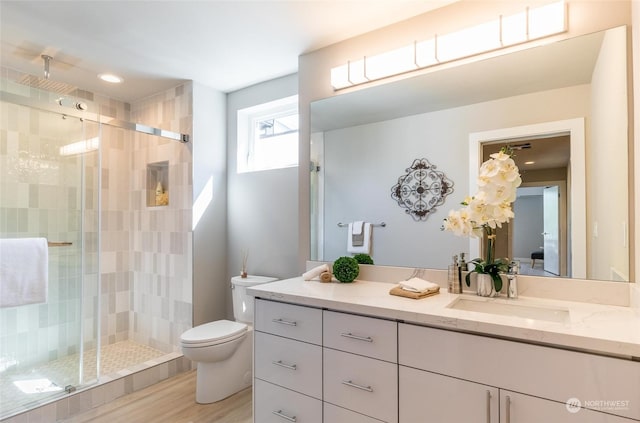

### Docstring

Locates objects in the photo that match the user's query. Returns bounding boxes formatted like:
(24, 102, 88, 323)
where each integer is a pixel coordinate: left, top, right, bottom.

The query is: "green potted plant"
(353, 254, 374, 265)
(333, 256, 360, 283)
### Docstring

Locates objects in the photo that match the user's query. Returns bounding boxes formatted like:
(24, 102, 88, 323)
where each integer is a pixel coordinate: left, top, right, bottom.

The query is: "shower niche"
(147, 161, 169, 207)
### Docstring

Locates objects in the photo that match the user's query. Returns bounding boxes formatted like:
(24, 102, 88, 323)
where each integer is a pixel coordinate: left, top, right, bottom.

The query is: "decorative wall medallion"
(391, 158, 454, 221)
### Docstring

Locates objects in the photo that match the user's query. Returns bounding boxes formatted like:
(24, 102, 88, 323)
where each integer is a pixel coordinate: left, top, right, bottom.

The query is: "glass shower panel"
(0, 101, 99, 418)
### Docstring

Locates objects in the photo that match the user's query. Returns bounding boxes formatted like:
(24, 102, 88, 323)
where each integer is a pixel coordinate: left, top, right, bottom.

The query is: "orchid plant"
(443, 146, 522, 291)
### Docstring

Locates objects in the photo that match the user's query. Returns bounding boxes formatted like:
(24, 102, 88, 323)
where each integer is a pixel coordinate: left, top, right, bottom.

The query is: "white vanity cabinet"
(254, 298, 322, 344)
(499, 390, 636, 423)
(253, 297, 639, 423)
(254, 378, 322, 423)
(323, 310, 397, 361)
(254, 331, 322, 399)
(323, 402, 385, 423)
(399, 365, 636, 423)
(323, 310, 398, 423)
(254, 299, 323, 423)
(399, 323, 640, 423)
(399, 365, 499, 422)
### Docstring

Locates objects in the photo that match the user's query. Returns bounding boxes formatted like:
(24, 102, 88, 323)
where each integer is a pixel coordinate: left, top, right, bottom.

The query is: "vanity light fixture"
(524, 161, 536, 165)
(331, 0, 566, 90)
(98, 73, 123, 83)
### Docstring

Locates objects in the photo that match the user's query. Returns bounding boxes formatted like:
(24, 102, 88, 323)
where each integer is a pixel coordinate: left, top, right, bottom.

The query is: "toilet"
(180, 275, 277, 404)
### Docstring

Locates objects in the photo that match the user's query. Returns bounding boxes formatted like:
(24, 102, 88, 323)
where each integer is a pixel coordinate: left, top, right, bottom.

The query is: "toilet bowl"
(181, 275, 277, 404)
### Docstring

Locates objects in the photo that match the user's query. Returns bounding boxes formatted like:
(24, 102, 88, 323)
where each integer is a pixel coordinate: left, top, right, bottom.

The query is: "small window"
(237, 95, 298, 173)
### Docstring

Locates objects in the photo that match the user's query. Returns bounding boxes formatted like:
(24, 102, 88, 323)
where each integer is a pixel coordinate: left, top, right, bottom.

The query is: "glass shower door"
(0, 101, 99, 418)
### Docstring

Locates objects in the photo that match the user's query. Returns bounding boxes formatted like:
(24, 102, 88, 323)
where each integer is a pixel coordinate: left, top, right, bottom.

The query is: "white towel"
(0, 238, 49, 307)
(302, 264, 330, 281)
(351, 221, 364, 246)
(399, 277, 439, 293)
(347, 222, 372, 254)
(352, 220, 364, 235)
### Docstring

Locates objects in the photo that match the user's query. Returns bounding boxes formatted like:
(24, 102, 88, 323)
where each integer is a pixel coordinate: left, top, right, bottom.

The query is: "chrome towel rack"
(337, 222, 386, 227)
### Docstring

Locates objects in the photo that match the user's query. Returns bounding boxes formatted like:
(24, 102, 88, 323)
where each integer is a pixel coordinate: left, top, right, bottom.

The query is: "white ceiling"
(0, 0, 457, 102)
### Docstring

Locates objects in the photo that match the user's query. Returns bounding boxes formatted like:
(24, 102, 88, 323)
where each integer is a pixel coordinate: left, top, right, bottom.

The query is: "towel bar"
(47, 242, 72, 247)
(337, 222, 386, 227)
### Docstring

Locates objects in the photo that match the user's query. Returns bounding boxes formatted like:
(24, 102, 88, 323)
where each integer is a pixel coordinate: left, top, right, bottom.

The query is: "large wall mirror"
(310, 26, 631, 282)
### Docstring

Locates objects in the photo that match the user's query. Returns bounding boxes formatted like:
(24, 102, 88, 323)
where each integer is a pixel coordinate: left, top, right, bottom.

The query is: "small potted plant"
(332, 256, 360, 283)
(353, 254, 374, 265)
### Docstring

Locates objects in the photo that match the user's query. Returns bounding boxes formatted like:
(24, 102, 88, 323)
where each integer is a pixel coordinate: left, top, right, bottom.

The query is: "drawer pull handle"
(272, 360, 297, 371)
(505, 395, 511, 423)
(272, 318, 297, 326)
(342, 380, 373, 392)
(486, 390, 491, 423)
(340, 332, 373, 342)
(273, 410, 297, 422)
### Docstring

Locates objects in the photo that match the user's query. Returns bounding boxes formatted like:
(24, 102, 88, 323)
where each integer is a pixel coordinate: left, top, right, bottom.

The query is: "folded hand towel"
(351, 221, 364, 246)
(0, 238, 48, 307)
(399, 277, 440, 293)
(389, 285, 439, 299)
(347, 222, 372, 254)
(302, 264, 330, 281)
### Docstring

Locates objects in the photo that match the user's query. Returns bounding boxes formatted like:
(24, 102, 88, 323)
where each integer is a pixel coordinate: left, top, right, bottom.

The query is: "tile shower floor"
(0, 340, 165, 419)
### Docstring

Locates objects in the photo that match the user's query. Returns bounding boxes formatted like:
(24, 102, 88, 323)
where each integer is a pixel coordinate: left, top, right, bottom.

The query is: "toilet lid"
(180, 320, 247, 345)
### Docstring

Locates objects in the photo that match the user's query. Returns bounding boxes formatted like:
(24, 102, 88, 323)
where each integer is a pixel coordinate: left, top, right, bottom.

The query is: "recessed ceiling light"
(525, 161, 535, 165)
(98, 73, 123, 83)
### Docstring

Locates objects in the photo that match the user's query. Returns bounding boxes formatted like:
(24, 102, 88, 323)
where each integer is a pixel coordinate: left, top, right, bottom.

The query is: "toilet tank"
(232, 275, 278, 324)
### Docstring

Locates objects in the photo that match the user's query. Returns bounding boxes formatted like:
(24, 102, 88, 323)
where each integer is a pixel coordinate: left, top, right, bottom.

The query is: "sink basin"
(447, 297, 570, 323)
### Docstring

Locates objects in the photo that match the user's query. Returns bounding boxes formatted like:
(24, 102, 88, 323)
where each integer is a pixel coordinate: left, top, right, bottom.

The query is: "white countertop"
(248, 277, 640, 358)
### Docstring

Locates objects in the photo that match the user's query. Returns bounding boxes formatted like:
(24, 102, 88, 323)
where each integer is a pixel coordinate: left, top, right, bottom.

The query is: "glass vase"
(476, 273, 497, 297)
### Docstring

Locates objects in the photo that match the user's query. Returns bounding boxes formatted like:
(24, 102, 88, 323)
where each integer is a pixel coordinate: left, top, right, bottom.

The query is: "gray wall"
(192, 82, 228, 327)
(513, 195, 544, 259)
(226, 74, 299, 318)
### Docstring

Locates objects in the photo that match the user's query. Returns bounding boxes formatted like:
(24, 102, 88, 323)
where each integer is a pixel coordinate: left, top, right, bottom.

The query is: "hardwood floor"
(63, 370, 252, 423)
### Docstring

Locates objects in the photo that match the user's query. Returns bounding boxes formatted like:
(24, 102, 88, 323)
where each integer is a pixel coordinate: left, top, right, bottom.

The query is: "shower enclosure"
(0, 71, 193, 420)
(0, 99, 101, 417)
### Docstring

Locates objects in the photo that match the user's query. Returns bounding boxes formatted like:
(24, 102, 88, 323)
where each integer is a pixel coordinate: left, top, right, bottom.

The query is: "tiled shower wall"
(98, 124, 133, 348)
(95, 83, 194, 353)
(129, 85, 194, 353)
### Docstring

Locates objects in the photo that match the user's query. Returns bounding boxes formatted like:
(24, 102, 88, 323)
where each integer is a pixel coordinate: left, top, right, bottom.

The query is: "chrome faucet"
(507, 261, 519, 299)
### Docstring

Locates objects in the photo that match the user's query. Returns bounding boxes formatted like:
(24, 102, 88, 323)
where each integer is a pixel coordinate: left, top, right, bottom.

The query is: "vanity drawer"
(254, 378, 322, 423)
(323, 310, 397, 362)
(324, 403, 385, 423)
(324, 348, 398, 423)
(254, 331, 322, 399)
(255, 299, 322, 345)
